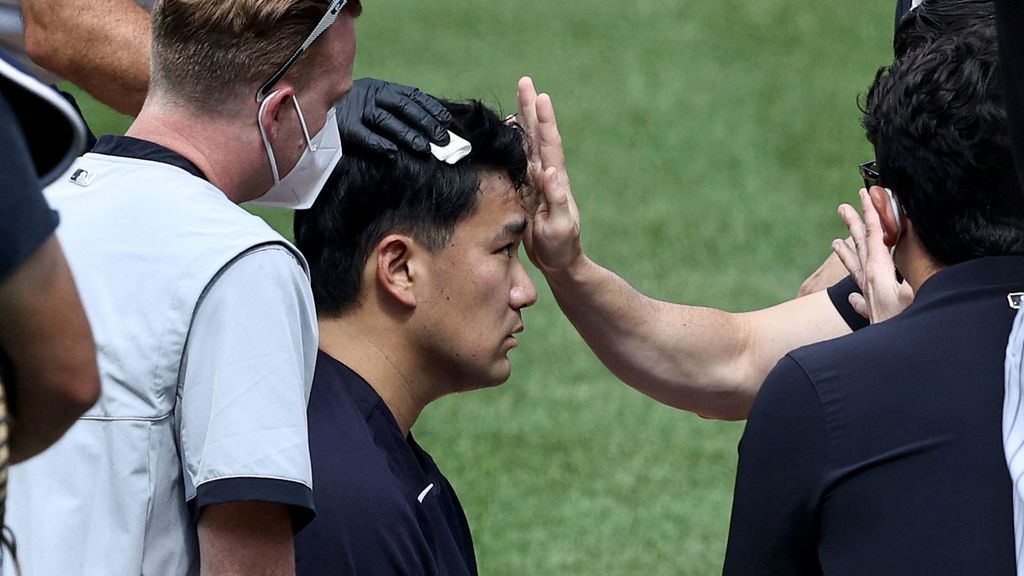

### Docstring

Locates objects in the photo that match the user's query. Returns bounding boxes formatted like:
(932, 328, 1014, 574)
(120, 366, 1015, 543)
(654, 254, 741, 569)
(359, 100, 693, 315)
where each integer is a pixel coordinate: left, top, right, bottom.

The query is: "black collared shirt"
(725, 256, 1022, 575)
(296, 351, 478, 576)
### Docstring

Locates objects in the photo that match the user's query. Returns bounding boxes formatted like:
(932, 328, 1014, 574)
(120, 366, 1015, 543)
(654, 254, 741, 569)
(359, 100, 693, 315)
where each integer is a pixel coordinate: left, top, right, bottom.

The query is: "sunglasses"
(859, 160, 881, 190)
(256, 0, 348, 102)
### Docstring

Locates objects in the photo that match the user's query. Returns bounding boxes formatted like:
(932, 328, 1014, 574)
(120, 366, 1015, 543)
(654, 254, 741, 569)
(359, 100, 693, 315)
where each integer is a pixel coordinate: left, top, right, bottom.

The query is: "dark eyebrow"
(493, 218, 527, 243)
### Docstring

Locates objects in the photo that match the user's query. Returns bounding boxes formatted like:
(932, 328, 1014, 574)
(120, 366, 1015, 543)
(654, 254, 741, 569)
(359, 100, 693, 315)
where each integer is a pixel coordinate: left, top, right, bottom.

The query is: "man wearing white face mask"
(4, 1, 359, 575)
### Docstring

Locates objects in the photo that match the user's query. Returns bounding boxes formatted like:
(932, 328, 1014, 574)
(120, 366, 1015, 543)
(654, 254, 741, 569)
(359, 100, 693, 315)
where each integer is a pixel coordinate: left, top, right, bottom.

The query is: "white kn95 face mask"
(250, 90, 343, 209)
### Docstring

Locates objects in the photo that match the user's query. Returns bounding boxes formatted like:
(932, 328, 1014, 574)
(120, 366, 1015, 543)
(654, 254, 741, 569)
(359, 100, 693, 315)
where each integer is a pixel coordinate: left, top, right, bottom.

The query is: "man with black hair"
(292, 99, 536, 576)
(722, 9, 1022, 573)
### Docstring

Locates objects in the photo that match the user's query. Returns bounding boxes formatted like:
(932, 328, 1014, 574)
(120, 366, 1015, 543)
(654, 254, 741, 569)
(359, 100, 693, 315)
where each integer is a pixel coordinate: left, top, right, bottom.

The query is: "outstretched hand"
(334, 78, 452, 158)
(832, 187, 914, 323)
(516, 76, 583, 274)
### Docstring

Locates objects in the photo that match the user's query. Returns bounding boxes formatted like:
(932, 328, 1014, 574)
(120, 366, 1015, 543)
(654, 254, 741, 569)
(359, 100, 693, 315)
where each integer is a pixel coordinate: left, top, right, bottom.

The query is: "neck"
(125, 96, 269, 203)
(318, 314, 436, 437)
(895, 228, 944, 292)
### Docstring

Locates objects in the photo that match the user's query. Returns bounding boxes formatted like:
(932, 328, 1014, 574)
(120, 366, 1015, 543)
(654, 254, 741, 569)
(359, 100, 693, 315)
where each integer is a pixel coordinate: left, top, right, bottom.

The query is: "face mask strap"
(290, 95, 317, 151)
(258, 90, 283, 184)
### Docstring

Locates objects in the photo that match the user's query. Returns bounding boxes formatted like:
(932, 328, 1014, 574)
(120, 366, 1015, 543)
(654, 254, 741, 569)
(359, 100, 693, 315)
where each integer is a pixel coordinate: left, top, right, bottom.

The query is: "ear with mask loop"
(252, 90, 344, 209)
(258, 89, 284, 184)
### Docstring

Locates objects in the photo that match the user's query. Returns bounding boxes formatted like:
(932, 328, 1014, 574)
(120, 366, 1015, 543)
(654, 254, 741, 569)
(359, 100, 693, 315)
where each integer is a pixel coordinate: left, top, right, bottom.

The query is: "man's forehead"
(456, 172, 527, 237)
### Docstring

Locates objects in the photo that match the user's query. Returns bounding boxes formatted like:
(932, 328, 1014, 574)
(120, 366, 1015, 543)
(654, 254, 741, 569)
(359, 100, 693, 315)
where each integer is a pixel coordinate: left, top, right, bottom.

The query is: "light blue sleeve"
(177, 245, 319, 507)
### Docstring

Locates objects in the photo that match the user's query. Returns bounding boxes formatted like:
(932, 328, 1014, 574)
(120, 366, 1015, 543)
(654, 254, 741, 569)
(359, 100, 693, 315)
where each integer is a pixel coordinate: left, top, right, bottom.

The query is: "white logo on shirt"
(417, 483, 435, 503)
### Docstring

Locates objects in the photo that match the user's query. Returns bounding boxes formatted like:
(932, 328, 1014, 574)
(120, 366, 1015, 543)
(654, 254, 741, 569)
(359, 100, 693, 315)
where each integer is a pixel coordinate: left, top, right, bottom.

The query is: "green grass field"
(69, 1, 896, 573)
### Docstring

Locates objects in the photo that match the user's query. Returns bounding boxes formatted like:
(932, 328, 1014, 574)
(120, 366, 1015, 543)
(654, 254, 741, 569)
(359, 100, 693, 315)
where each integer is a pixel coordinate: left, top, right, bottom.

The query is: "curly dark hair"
(294, 99, 528, 316)
(893, 0, 997, 57)
(863, 14, 1024, 266)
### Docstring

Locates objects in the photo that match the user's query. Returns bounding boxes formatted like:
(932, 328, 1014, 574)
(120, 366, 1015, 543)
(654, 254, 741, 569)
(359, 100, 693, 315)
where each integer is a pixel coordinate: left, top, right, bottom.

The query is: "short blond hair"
(150, 0, 356, 111)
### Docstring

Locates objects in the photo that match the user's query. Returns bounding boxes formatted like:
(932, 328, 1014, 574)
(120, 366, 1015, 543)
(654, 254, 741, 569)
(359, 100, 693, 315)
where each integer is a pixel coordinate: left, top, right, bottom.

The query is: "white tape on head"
(430, 131, 472, 165)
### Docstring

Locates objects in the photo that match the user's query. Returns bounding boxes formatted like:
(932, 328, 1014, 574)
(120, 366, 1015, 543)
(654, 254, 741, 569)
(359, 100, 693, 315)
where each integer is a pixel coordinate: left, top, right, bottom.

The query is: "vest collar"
(92, 135, 208, 182)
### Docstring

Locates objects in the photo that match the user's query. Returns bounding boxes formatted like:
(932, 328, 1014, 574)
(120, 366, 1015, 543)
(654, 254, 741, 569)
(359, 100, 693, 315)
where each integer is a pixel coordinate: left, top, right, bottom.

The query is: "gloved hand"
(335, 78, 452, 158)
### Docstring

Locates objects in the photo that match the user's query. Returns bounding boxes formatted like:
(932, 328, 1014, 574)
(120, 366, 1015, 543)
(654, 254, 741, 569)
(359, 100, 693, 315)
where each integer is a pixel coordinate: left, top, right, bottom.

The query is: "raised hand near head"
(517, 76, 583, 274)
(832, 187, 914, 323)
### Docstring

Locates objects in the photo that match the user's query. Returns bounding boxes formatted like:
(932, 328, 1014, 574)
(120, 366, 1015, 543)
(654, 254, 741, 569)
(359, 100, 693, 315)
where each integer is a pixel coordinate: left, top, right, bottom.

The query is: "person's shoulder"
(786, 314, 905, 379)
(306, 357, 411, 509)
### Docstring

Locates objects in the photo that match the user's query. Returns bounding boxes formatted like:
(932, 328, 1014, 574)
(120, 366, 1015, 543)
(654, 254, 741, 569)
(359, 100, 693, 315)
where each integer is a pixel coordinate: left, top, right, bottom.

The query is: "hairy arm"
(0, 236, 99, 462)
(22, 0, 150, 115)
(198, 502, 296, 576)
(519, 76, 849, 420)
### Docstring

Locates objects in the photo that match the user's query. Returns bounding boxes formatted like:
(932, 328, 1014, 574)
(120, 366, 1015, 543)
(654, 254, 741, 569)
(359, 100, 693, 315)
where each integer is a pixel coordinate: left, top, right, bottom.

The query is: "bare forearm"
(199, 502, 296, 576)
(544, 257, 763, 420)
(22, 0, 151, 115)
(545, 257, 852, 420)
(0, 238, 99, 462)
(517, 78, 850, 419)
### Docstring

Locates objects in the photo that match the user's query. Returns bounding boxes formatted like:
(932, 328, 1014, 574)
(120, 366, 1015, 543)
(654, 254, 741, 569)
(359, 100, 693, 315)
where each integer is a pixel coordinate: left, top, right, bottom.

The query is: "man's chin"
(464, 360, 512, 392)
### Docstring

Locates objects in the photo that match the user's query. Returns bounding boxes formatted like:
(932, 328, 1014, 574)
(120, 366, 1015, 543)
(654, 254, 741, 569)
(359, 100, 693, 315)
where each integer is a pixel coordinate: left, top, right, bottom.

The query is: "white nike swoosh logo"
(417, 483, 435, 503)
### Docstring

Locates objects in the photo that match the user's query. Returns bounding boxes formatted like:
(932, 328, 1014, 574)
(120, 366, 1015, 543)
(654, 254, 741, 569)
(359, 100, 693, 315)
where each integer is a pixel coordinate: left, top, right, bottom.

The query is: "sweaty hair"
(864, 9, 1024, 266)
(150, 0, 360, 111)
(294, 99, 529, 317)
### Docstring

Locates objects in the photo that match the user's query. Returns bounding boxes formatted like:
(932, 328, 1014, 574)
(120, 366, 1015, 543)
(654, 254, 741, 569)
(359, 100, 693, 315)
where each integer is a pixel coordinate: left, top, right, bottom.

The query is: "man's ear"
(868, 185, 901, 248)
(375, 234, 418, 309)
(258, 86, 295, 142)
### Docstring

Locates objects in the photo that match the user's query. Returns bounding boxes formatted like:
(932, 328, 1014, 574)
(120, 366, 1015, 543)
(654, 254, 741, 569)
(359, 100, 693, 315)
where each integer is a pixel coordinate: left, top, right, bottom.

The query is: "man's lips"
(504, 323, 525, 348)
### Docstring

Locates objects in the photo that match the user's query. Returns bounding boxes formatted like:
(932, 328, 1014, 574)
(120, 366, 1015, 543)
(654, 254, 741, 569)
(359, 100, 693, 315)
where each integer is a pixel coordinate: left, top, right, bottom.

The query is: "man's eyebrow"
(494, 218, 528, 242)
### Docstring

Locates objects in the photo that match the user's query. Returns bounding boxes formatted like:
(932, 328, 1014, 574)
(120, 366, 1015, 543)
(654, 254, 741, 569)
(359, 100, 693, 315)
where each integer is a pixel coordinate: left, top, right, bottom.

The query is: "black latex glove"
(335, 78, 452, 158)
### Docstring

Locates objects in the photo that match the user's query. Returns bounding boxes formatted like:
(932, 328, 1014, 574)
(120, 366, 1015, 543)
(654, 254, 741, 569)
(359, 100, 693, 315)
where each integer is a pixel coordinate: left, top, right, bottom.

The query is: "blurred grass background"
(67, 1, 896, 573)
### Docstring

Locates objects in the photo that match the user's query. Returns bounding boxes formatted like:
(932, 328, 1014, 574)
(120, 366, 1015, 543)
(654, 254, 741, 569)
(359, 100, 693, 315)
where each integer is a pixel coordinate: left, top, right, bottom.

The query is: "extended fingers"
(368, 107, 430, 153)
(859, 187, 900, 282)
(535, 93, 566, 171)
(375, 90, 449, 145)
(517, 76, 540, 141)
(859, 187, 889, 255)
(838, 200, 867, 263)
(832, 237, 864, 287)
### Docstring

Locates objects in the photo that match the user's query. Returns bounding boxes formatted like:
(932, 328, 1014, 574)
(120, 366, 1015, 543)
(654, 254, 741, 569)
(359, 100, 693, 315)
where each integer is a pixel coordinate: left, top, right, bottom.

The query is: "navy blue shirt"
(724, 256, 1022, 576)
(0, 87, 58, 283)
(295, 351, 477, 576)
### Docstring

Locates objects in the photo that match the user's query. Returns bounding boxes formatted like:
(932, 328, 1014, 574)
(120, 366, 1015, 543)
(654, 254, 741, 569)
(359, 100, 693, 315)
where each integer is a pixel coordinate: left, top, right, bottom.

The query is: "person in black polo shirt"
(292, 99, 535, 576)
(723, 7, 1023, 574)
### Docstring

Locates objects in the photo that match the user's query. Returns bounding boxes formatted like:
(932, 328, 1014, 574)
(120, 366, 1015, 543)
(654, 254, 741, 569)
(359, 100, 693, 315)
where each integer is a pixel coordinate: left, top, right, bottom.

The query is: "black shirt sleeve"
(826, 275, 869, 332)
(0, 87, 59, 283)
(996, 0, 1024, 195)
(723, 356, 827, 576)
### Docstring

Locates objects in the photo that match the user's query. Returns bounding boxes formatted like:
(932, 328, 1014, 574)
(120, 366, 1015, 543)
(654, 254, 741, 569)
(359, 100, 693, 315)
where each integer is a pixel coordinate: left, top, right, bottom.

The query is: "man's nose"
(510, 260, 538, 310)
